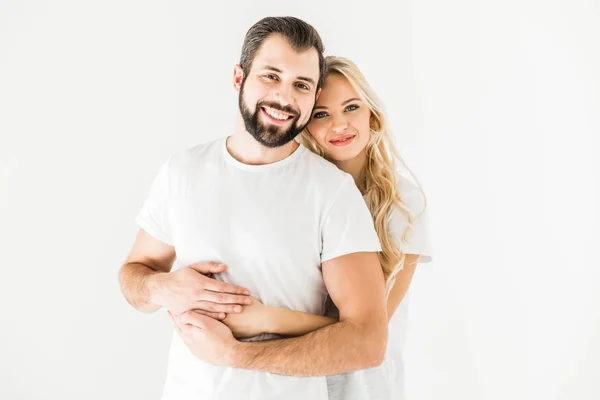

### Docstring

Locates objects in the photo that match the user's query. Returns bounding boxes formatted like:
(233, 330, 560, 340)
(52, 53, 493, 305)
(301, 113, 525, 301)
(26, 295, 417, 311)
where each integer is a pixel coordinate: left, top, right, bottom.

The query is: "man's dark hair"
(239, 16, 326, 90)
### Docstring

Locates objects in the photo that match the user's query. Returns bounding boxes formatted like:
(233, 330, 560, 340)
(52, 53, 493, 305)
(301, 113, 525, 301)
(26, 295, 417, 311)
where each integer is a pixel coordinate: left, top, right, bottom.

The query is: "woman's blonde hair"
(299, 56, 426, 296)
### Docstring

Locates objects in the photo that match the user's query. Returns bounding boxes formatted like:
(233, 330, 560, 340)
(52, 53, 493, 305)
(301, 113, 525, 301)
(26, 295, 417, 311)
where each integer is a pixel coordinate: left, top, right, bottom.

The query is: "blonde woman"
(223, 56, 432, 398)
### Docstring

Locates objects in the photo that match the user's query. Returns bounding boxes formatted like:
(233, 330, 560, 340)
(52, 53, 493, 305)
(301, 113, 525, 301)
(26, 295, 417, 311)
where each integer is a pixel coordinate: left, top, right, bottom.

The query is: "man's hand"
(149, 262, 252, 318)
(169, 310, 238, 366)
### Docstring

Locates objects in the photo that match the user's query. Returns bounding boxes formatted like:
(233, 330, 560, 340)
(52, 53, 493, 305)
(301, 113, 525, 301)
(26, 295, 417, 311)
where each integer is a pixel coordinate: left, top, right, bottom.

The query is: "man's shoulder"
(167, 137, 224, 170)
(296, 145, 354, 186)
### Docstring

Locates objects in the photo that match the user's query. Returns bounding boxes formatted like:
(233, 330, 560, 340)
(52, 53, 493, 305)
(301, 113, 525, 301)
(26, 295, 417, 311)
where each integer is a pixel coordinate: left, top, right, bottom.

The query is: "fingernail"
(219, 313, 225, 319)
(234, 306, 242, 312)
(245, 298, 252, 304)
(243, 290, 251, 295)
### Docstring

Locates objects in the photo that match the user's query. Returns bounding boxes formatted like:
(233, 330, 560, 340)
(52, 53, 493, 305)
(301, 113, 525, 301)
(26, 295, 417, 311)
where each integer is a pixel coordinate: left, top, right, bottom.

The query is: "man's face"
(236, 34, 320, 148)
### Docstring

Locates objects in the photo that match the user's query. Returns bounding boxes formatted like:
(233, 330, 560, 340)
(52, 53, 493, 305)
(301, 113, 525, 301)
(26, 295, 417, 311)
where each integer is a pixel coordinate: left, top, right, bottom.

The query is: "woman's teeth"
(331, 136, 354, 143)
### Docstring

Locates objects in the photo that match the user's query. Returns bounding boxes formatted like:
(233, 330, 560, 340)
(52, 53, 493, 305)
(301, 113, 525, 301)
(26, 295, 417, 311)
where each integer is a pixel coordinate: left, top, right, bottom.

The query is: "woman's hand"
(221, 297, 273, 339)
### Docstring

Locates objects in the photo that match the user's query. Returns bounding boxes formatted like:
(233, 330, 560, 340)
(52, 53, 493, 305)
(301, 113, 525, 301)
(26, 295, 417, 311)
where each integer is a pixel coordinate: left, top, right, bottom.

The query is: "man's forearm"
(119, 262, 163, 313)
(230, 318, 387, 376)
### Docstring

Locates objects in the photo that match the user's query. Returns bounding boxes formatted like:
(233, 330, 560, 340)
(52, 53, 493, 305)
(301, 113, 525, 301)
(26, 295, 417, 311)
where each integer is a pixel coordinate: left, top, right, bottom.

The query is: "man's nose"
(272, 85, 293, 107)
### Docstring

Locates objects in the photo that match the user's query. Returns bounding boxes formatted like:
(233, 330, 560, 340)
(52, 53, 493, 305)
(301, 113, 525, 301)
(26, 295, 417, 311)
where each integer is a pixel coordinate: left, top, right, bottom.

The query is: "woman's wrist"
(262, 305, 284, 335)
(260, 305, 339, 337)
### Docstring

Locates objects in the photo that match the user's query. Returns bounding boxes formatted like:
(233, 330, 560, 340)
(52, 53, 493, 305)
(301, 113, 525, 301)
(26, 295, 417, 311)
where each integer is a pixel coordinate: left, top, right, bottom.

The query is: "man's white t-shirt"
(136, 137, 382, 400)
(325, 172, 433, 400)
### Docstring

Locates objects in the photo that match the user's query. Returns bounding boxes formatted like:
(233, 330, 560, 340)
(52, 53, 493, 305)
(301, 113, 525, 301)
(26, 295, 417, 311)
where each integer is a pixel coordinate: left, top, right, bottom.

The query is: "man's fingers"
(203, 291, 252, 306)
(204, 280, 251, 296)
(167, 311, 183, 334)
(191, 308, 227, 320)
(194, 301, 244, 314)
(179, 310, 212, 328)
(188, 262, 227, 275)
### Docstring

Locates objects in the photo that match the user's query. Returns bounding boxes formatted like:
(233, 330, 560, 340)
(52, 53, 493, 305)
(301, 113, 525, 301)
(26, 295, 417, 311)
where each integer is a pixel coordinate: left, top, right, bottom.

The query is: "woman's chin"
(325, 152, 357, 163)
(324, 146, 363, 163)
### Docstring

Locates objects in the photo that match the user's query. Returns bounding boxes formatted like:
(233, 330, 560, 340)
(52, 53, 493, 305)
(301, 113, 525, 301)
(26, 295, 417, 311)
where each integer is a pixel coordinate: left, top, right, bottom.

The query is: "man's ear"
(315, 87, 322, 101)
(233, 65, 244, 92)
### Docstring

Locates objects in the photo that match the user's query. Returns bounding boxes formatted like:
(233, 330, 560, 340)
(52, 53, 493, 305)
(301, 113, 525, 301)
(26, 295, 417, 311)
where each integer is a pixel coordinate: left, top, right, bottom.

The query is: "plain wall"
(1, 1, 598, 399)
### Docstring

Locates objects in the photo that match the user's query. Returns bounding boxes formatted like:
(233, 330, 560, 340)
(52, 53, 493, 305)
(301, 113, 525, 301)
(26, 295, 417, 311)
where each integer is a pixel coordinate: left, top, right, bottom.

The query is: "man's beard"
(238, 82, 308, 148)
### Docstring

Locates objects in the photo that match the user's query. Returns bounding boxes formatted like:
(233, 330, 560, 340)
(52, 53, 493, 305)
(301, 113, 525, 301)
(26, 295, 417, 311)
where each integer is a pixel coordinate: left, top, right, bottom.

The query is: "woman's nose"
(331, 115, 348, 133)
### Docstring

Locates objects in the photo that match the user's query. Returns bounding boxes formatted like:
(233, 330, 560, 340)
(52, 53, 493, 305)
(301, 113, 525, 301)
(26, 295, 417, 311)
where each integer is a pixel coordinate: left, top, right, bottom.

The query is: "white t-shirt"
(136, 137, 382, 400)
(325, 172, 432, 400)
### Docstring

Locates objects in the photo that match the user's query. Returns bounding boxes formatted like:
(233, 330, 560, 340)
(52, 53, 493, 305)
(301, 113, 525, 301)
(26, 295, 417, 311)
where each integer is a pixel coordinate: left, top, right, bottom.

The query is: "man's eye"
(265, 74, 278, 80)
(313, 112, 328, 119)
(296, 83, 310, 91)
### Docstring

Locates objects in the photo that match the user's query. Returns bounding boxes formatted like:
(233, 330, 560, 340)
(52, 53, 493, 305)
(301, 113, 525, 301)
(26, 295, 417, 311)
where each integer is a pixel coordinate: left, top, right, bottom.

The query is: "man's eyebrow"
(262, 65, 316, 86)
(263, 65, 283, 73)
(297, 76, 316, 86)
(313, 97, 362, 111)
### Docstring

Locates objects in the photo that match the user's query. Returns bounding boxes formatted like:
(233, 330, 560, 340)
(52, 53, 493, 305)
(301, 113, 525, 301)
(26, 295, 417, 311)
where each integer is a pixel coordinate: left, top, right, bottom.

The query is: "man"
(119, 17, 388, 400)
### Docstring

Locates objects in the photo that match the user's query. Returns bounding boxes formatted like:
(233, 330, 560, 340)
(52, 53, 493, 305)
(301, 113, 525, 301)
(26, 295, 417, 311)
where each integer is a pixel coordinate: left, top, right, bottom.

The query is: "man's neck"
(333, 149, 368, 194)
(227, 117, 299, 165)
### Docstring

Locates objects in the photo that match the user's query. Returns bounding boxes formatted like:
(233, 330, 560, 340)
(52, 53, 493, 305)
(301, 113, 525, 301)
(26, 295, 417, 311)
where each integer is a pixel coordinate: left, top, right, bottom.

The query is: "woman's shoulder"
(394, 170, 427, 217)
(390, 170, 432, 261)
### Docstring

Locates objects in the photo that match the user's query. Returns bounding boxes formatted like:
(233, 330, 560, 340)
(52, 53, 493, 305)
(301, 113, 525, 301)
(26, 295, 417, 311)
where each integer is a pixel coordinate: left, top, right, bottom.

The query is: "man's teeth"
(264, 107, 289, 121)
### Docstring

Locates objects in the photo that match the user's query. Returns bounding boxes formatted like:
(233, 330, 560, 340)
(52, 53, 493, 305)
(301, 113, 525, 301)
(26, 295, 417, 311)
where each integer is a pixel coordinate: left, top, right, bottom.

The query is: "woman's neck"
(333, 149, 368, 194)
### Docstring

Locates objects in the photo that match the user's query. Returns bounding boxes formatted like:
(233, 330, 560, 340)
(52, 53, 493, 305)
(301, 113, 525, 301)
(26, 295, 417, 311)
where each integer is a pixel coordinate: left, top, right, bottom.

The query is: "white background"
(1, 1, 599, 399)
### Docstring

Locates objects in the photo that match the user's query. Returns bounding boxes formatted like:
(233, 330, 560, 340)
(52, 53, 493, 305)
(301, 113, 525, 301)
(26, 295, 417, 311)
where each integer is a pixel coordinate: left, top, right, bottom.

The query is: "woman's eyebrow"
(341, 97, 361, 106)
(314, 97, 362, 111)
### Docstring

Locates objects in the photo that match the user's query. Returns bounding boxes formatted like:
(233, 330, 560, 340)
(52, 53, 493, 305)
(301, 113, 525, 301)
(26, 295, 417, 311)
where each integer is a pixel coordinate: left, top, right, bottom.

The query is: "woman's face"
(307, 73, 372, 162)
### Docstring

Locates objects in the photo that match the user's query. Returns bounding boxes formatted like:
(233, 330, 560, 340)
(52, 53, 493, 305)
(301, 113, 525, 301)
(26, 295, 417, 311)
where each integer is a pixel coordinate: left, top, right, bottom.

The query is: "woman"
(223, 56, 432, 397)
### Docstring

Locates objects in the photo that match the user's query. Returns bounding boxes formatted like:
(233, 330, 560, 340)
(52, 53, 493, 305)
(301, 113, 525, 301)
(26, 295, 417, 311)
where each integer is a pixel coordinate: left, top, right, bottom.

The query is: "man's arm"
(176, 251, 388, 376)
(119, 228, 252, 317)
(230, 251, 387, 375)
(119, 228, 176, 313)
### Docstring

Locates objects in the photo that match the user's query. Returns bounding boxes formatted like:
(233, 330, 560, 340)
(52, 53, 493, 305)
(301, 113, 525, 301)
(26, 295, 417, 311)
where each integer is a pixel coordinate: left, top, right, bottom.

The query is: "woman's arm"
(221, 298, 337, 339)
(223, 254, 421, 339)
(386, 254, 419, 319)
(267, 307, 338, 337)
(270, 253, 421, 336)
(269, 254, 421, 335)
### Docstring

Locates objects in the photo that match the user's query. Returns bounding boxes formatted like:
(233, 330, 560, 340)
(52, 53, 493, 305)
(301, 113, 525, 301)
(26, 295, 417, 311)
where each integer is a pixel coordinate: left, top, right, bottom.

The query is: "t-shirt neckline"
(221, 136, 306, 172)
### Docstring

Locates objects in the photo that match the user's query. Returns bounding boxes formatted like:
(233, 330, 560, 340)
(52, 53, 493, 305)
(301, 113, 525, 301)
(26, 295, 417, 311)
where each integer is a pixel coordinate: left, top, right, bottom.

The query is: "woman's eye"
(313, 112, 328, 119)
(345, 104, 359, 112)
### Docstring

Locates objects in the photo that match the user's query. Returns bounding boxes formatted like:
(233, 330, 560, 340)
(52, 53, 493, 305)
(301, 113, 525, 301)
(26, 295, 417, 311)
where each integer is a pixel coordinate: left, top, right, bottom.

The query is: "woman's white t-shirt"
(326, 171, 433, 400)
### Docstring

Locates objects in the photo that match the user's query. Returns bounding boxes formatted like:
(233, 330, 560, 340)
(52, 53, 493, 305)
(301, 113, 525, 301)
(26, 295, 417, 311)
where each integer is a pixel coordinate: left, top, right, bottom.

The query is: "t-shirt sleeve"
(135, 157, 174, 246)
(320, 176, 382, 263)
(388, 173, 432, 263)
